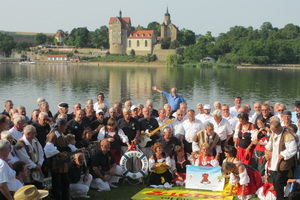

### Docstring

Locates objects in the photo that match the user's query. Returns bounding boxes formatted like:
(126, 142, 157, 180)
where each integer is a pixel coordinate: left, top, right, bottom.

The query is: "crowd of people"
(0, 86, 300, 200)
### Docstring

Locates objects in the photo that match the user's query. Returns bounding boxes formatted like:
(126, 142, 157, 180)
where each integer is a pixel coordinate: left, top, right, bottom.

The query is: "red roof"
(47, 55, 68, 58)
(109, 17, 131, 25)
(55, 32, 65, 37)
(128, 30, 154, 38)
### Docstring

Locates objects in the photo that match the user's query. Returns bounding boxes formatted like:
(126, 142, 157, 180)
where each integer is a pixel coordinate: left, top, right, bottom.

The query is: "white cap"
(131, 105, 138, 110)
(96, 109, 104, 114)
(203, 104, 211, 109)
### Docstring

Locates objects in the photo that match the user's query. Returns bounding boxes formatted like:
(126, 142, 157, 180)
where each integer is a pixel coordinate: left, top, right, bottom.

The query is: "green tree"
(90, 26, 109, 49)
(169, 40, 180, 49)
(0, 32, 16, 56)
(161, 37, 171, 49)
(178, 28, 196, 46)
(147, 21, 161, 37)
(166, 54, 183, 66)
(15, 42, 32, 51)
(67, 27, 90, 48)
(36, 33, 47, 45)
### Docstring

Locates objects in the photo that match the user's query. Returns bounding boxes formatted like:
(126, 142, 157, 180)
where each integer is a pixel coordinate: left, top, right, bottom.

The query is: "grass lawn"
(46, 178, 260, 200)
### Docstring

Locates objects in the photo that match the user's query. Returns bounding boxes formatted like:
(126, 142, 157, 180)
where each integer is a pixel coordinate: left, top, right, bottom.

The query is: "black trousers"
(274, 170, 289, 200)
(51, 171, 70, 200)
(183, 140, 192, 154)
(289, 191, 300, 200)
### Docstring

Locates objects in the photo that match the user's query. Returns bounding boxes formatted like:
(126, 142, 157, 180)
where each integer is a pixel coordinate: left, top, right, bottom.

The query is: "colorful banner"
(186, 165, 225, 191)
(131, 188, 232, 200)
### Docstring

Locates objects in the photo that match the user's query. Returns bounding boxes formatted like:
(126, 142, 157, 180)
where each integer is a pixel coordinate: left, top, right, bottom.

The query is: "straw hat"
(14, 185, 49, 200)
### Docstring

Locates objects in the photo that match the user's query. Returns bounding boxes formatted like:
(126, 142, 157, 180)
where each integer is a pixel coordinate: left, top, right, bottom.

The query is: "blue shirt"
(161, 91, 186, 111)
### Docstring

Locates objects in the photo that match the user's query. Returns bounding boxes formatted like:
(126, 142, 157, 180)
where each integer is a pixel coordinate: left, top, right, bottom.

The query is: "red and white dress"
(229, 164, 263, 200)
(195, 155, 219, 167)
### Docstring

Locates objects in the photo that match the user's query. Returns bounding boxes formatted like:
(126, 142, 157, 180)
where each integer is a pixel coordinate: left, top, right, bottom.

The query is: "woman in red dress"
(222, 162, 262, 200)
(234, 113, 255, 165)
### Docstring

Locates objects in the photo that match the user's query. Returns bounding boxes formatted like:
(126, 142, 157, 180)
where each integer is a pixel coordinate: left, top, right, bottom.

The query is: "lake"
(0, 63, 300, 113)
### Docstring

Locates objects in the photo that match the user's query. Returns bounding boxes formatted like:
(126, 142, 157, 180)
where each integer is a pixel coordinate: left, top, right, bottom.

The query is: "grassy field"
(45, 179, 260, 200)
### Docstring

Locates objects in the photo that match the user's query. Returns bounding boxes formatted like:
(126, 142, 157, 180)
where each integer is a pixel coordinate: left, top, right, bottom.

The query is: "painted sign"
(131, 188, 232, 200)
(186, 165, 225, 191)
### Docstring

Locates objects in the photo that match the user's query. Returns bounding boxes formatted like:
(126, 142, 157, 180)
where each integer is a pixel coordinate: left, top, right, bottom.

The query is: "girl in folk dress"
(222, 162, 263, 200)
(195, 143, 219, 167)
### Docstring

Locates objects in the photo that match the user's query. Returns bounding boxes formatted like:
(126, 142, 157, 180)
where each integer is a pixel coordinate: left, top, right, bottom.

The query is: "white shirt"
(223, 114, 239, 131)
(170, 118, 184, 139)
(44, 131, 63, 158)
(229, 167, 249, 185)
(182, 119, 204, 143)
(196, 114, 212, 126)
(16, 135, 44, 169)
(210, 118, 233, 141)
(156, 117, 170, 137)
(0, 158, 17, 192)
(265, 132, 297, 171)
(230, 106, 240, 118)
(9, 127, 23, 141)
(93, 100, 110, 112)
(98, 127, 129, 144)
(149, 156, 172, 172)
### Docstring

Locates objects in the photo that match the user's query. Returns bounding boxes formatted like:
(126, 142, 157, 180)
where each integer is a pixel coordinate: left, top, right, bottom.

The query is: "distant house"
(0, 51, 5, 58)
(70, 55, 80, 62)
(127, 30, 156, 55)
(201, 57, 215, 63)
(47, 55, 69, 61)
(55, 32, 66, 45)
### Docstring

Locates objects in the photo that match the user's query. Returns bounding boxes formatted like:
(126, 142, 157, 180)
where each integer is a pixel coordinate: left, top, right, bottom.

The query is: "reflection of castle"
(109, 9, 178, 55)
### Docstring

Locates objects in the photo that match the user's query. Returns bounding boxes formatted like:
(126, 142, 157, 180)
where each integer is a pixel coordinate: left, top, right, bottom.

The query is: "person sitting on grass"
(171, 145, 193, 186)
(148, 142, 173, 185)
(68, 153, 92, 199)
(194, 143, 219, 167)
(90, 139, 122, 192)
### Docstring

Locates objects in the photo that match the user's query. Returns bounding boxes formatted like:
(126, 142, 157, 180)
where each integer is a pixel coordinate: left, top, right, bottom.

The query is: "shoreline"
(237, 64, 300, 69)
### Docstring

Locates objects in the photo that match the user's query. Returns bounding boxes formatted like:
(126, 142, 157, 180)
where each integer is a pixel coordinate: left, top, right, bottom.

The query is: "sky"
(1, 0, 299, 36)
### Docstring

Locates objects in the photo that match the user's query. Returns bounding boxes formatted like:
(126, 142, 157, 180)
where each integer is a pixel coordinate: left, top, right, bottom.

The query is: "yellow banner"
(131, 188, 233, 200)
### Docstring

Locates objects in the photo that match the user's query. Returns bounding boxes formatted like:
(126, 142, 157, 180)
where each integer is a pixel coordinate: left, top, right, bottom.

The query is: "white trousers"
(90, 165, 122, 191)
(69, 174, 93, 198)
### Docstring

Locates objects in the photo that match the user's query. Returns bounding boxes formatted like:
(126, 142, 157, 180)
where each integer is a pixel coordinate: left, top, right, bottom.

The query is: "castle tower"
(164, 7, 171, 25)
(109, 11, 131, 54)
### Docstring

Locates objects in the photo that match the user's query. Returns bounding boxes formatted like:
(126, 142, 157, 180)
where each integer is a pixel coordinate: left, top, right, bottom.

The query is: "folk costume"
(149, 153, 172, 185)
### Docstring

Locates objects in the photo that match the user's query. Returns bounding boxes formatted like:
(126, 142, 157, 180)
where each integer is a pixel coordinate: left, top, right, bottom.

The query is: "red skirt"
(110, 148, 121, 165)
(237, 167, 263, 196)
(237, 146, 253, 165)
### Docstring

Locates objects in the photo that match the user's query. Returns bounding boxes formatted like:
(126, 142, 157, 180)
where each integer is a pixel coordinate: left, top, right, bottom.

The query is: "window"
(145, 40, 148, 47)
(136, 34, 139, 37)
(137, 40, 140, 47)
(129, 40, 131, 48)
(142, 34, 145, 37)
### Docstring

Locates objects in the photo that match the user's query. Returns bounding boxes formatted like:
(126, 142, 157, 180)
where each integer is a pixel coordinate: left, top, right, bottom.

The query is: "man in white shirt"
(265, 120, 297, 200)
(170, 109, 185, 141)
(250, 102, 261, 124)
(9, 114, 26, 141)
(182, 109, 204, 153)
(229, 96, 242, 117)
(196, 104, 212, 126)
(221, 104, 238, 131)
(15, 125, 44, 187)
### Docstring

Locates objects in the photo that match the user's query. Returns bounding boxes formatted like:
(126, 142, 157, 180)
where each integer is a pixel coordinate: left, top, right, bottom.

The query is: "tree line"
(1, 22, 300, 64)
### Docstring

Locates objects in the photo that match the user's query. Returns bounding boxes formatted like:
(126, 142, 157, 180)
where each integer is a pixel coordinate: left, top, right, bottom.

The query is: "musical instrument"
(138, 118, 175, 148)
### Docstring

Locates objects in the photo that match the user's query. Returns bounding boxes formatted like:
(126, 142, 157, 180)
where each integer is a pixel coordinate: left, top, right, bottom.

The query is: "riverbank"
(237, 64, 300, 69)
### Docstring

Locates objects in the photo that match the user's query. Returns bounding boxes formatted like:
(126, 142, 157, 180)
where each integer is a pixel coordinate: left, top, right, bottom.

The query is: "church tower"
(161, 8, 178, 42)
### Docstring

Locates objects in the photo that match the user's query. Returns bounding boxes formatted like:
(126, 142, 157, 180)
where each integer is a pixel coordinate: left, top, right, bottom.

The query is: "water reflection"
(0, 63, 299, 113)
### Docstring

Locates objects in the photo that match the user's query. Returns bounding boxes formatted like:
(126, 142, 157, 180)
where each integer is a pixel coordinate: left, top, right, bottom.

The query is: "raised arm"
(151, 86, 162, 93)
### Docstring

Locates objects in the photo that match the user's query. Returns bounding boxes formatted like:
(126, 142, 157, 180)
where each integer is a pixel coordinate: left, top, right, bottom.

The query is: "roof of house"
(109, 17, 131, 29)
(47, 55, 68, 58)
(128, 30, 154, 39)
(55, 32, 65, 37)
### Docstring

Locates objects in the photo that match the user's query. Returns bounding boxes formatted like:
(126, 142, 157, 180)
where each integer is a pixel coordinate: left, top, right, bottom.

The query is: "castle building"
(109, 11, 132, 54)
(161, 8, 178, 41)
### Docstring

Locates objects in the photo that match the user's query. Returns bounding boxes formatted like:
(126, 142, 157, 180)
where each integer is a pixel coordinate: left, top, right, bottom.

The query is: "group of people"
(0, 86, 300, 200)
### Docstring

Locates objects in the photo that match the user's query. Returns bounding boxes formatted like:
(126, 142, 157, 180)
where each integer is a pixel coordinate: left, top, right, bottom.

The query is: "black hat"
(58, 102, 69, 108)
(282, 110, 292, 116)
(297, 113, 300, 119)
(295, 101, 300, 108)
